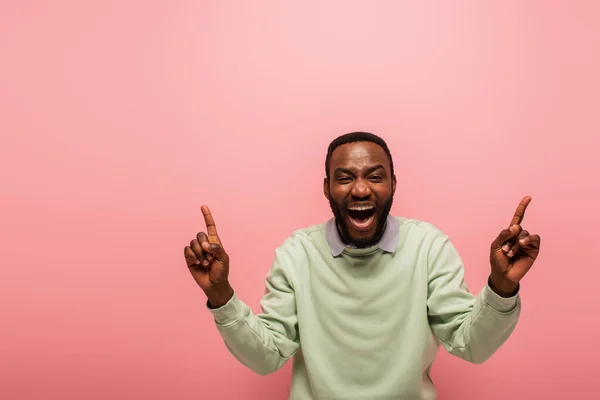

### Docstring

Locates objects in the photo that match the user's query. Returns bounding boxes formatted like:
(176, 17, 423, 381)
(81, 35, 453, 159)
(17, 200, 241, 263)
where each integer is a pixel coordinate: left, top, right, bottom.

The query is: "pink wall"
(1, 1, 598, 399)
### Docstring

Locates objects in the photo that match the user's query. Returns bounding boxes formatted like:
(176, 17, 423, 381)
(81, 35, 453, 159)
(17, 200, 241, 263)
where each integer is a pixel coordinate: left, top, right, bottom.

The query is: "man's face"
(324, 141, 396, 248)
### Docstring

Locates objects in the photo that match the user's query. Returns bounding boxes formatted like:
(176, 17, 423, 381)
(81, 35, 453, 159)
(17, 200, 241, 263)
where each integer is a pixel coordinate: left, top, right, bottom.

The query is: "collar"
(325, 214, 399, 257)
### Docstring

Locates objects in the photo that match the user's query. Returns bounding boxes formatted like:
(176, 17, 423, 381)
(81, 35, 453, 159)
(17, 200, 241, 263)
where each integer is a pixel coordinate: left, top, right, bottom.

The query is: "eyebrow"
(334, 164, 386, 176)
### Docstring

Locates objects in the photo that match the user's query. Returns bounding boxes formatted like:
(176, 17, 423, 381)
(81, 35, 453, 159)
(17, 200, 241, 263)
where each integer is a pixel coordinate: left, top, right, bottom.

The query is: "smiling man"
(184, 132, 541, 400)
(325, 137, 396, 250)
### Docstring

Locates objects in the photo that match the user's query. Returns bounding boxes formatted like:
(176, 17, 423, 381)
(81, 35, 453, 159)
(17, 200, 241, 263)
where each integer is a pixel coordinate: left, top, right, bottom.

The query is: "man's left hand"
(489, 196, 541, 296)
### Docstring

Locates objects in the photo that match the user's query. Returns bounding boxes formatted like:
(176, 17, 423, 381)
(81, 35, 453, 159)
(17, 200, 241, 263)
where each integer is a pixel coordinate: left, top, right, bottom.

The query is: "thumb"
(491, 224, 520, 250)
(201, 241, 228, 261)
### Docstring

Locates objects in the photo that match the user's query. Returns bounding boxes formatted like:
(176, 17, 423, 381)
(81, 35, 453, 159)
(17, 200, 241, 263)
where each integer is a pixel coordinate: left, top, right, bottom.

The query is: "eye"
(369, 175, 383, 182)
(337, 176, 352, 183)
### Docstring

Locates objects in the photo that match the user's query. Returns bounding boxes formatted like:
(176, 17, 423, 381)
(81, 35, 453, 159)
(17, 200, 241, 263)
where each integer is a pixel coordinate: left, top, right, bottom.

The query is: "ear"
(392, 175, 397, 194)
(323, 178, 330, 200)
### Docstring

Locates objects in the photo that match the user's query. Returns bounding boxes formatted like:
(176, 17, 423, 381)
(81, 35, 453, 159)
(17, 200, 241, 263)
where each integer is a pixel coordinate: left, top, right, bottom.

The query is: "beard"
(328, 195, 394, 248)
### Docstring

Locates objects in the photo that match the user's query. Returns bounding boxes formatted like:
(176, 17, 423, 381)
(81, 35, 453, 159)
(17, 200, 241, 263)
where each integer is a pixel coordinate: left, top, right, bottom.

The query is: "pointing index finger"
(509, 196, 532, 227)
(201, 205, 220, 243)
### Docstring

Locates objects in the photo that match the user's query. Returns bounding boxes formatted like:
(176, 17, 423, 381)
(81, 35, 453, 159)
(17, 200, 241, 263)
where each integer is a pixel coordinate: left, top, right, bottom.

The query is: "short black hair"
(325, 131, 394, 179)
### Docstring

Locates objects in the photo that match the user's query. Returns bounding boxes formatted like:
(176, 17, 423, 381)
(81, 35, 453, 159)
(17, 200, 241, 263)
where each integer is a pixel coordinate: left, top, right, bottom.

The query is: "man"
(183, 132, 541, 399)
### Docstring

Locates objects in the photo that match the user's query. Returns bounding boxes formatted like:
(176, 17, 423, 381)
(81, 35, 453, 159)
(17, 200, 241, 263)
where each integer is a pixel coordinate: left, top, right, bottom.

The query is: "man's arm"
(426, 235, 520, 364)
(427, 196, 540, 364)
(207, 247, 300, 375)
(184, 206, 299, 375)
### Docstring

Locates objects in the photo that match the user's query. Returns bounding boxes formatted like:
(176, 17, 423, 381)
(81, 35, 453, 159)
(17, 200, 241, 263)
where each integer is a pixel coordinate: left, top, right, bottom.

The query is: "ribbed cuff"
(206, 291, 245, 325)
(483, 284, 519, 313)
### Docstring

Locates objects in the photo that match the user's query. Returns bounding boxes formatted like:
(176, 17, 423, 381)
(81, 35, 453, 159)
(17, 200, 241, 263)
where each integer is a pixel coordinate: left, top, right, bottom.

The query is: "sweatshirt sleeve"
(426, 234, 521, 364)
(207, 247, 300, 375)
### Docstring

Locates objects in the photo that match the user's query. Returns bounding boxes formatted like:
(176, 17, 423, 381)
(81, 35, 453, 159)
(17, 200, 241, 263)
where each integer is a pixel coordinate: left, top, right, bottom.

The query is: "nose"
(351, 179, 371, 199)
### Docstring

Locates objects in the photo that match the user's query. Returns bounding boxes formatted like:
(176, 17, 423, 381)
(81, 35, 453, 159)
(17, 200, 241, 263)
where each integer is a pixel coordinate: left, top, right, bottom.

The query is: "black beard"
(328, 195, 394, 248)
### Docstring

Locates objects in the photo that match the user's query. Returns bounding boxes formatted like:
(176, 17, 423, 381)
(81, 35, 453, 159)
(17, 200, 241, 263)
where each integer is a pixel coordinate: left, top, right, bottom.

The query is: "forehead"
(329, 141, 391, 172)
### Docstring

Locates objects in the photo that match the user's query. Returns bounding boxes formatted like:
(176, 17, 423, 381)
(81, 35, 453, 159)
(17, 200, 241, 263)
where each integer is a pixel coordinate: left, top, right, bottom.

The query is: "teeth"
(348, 206, 374, 211)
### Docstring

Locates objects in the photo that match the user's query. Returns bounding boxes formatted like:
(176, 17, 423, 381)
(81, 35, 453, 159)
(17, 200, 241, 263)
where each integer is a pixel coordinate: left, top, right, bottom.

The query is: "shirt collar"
(325, 215, 399, 257)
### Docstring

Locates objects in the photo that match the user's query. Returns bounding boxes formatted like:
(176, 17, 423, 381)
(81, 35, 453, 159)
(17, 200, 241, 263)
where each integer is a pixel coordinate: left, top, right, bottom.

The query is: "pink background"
(1, 1, 599, 399)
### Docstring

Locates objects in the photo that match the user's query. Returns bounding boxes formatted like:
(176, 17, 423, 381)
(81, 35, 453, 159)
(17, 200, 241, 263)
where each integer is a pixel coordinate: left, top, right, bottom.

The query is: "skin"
(184, 142, 541, 306)
(184, 205, 233, 308)
(323, 141, 396, 248)
(489, 196, 541, 296)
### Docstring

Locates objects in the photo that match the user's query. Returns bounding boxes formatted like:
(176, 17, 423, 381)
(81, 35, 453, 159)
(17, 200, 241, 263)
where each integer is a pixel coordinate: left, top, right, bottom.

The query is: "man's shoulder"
(279, 221, 328, 248)
(291, 220, 328, 238)
(271, 221, 329, 264)
(281, 222, 327, 247)
(392, 215, 449, 239)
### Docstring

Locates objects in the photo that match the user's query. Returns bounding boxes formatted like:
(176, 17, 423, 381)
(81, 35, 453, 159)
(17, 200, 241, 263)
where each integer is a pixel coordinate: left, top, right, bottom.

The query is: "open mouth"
(347, 205, 376, 229)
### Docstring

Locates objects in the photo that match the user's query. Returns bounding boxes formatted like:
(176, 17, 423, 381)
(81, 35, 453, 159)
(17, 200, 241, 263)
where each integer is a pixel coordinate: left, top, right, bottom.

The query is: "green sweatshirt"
(208, 216, 520, 399)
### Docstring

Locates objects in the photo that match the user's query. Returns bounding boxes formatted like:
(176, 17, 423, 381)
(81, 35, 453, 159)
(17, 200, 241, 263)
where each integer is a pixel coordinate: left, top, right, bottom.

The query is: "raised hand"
(184, 205, 233, 307)
(489, 196, 541, 296)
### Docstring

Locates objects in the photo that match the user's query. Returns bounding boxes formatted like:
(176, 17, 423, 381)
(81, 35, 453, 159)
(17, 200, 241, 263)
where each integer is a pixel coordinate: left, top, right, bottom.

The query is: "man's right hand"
(184, 205, 233, 308)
